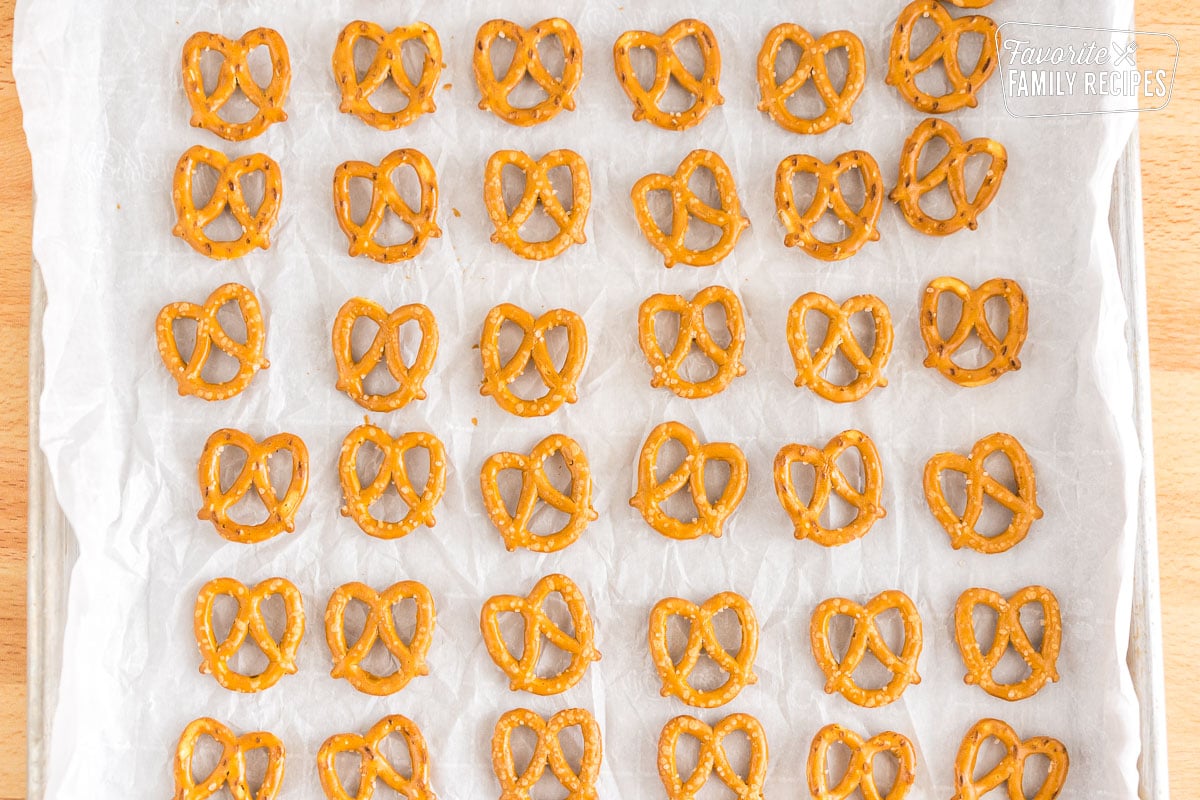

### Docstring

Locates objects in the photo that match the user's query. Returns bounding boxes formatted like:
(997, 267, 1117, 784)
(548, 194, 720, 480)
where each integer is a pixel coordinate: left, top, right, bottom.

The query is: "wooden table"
(0, 2, 1195, 797)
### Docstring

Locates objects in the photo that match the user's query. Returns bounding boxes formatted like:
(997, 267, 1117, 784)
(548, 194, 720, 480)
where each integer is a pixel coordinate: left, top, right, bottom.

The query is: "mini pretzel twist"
(317, 715, 436, 800)
(156, 282, 269, 401)
(479, 303, 587, 417)
(480, 434, 597, 553)
(887, 0, 999, 114)
(324, 580, 435, 696)
(807, 723, 916, 800)
(338, 422, 447, 540)
(333, 21, 442, 130)
(657, 714, 768, 800)
(775, 151, 883, 261)
(197, 428, 309, 544)
(631, 149, 748, 268)
(787, 293, 894, 403)
(630, 421, 748, 540)
(194, 577, 304, 693)
(484, 149, 591, 260)
(955, 586, 1061, 701)
(638, 285, 746, 398)
(810, 590, 923, 708)
(757, 24, 866, 134)
(332, 298, 438, 412)
(173, 717, 285, 800)
(774, 429, 886, 546)
(947, 0, 993, 6)
(491, 708, 601, 800)
(613, 19, 723, 131)
(890, 118, 1007, 236)
(649, 592, 758, 708)
(952, 719, 1069, 800)
(924, 432, 1044, 554)
(480, 573, 600, 695)
(333, 149, 441, 263)
(181, 28, 290, 141)
(921, 277, 1029, 386)
(173, 145, 282, 260)
(474, 18, 583, 126)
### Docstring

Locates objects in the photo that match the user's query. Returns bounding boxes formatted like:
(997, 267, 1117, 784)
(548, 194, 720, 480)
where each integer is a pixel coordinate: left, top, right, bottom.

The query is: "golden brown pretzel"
(787, 293, 893, 403)
(173, 717, 285, 800)
(613, 19, 723, 131)
(194, 577, 304, 693)
(920, 277, 1029, 386)
(952, 719, 1069, 800)
(658, 714, 768, 800)
(474, 18, 583, 126)
(484, 149, 591, 260)
(887, 0, 999, 114)
(324, 580, 435, 696)
(946, 0, 994, 5)
(479, 303, 587, 417)
(197, 428, 308, 544)
(173, 145, 282, 260)
(807, 723, 916, 800)
(649, 592, 758, 708)
(338, 422, 447, 540)
(156, 282, 269, 401)
(775, 151, 883, 261)
(757, 24, 866, 134)
(955, 586, 1061, 701)
(181, 28, 290, 141)
(638, 285, 746, 398)
(318, 715, 436, 800)
(491, 708, 601, 800)
(333, 21, 442, 130)
(774, 429, 886, 546)
(332, 298, 438, 412)
(333, 149, 441, 263)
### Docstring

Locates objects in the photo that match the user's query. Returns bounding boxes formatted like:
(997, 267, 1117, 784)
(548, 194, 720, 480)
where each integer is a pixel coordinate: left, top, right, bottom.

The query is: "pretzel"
(194, 577, 304, 693)
(631, 149, 748, 268)
(774, 429, 886, 546)
(332, 298, 438, 412)
(173, 717, 285, 800)
(649, 592, 758, 708)
(807, 724, 916, 800)
(887, 0, 999, 114)
(484, 149, 591, 260)
(952, 719, 1069, 800)
(181, 28, 290, 141)
(474, 18, 583, 126)
(756, 24, 866, 134)
(946, 0, 994, 6)
(338, 422, 447, 540)
(197, 428, 308, 543)
(924, 432, 1043, 554)
(324, 580, 435, 696)
(480, 573, 600, 695)
(333, 21, 442, 130)
(317, 715, 435, 800)
(810, 590, 923, 708)
(638, 285, 746, 398)
(479, 303, 587, 417)
(491, 708, 601, 800)
(890, 119, 1007, 236)
(156, 282, 268, 401)
(775, 151, 883, 261)
(787, 293, 894, 403)
(333, 149, 441, 263)
(613, 19, 723, 131)
(480, 433, 597, 553)
(173, 145, 282, 260)
(955, 586, 1061, 701)
(658, 714, 768, 800)
(630, 421, 748, 540)
(920, 277, 1029, 387)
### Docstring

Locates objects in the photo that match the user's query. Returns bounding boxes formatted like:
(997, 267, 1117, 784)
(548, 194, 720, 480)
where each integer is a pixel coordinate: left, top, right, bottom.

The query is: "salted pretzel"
(658, 714, 768, 800)
(480, 573, 600, 695)
(480, 433, 597, 553)
(807, 723, 916, 800)
(631, 149, 748, 268)
(613, 19, 723, 131)
(156, 282, 268, 401)
(810, 590, 923, 708)
(921, 277, 1029, 387)
(197, 428, 308, 543)
(887, 0, 999, 114)
(491, 708, 601, 800)
(173, 717, 285, 800)
(338, 422, 447, 540)
(787, 293, 894, 403)
(318, 715, 436, 800)
(630, 421, 748, 540)
(952, 719, 1069, 800)
(775, 151, 883, 261)
(333, 149, 441, 263)
(649, 592, 758, 708)
(325, 580, 435, 696)
(924, 432, 1043, 554)
(474, 18, 582, 126)
(181, 28, 290, 141)
(173, 145, 282, 260)
(955, 586, 1061, 701)
(774, 429, 886, 546)
(757, 24, 866, 135)
(333, 21, 442, 130)
(484, 149, 591, 260)
(638, 285, 746, 398)
(479, 303, 587, 417)
(194, 577, 304, 693)
(891, 119, 1007, 236)
(332, 298, 438, 412)
(947, 0, 994, 6)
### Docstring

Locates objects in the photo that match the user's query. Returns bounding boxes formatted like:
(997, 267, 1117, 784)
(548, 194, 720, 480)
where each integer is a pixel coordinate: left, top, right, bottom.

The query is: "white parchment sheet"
(16, 0, 1144, 797)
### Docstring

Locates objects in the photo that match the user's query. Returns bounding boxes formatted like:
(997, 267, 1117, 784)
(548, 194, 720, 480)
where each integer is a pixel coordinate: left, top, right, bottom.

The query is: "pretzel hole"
(970, 736, 1014, 785)
(914, 139, 957, 223)
(332, 750, 366, 798)
(683, 168, 725, 252)
(962, 151, 994, 206)
(867, 748, 903, 798)
(536, 593, 577, 679)
(702, 460, 733, 511)
(825, 449, 867, 530)
(817, 741, 855, 793)
(505, 724, 542, 783)
(553, 724, 587, 781)
(375, 730, 417, 780)
(715, 729, 754, 794)
(184, 732, 226, 787)
(241, 744, 275, 797)
(668, 734, 704, 788)
(975, 451, 1019, 539)
(170, 316, 200, 367)
(1021, 753, 1054, 798)
(982, 295, 1011, 342)
(199, 302, 250, 384)
(527, 451, 575, 537)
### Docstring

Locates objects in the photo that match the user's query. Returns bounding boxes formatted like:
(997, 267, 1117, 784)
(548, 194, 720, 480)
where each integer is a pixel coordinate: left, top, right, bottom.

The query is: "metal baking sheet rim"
(23, 132, 1171, 800)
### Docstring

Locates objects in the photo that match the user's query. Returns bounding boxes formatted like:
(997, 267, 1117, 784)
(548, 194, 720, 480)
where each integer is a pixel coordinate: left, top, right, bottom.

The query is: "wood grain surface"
(0, 2, 1195, 798)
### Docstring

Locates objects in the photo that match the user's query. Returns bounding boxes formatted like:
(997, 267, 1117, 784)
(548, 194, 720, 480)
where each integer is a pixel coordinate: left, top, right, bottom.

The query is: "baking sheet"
(16, 1, 1150, 797)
